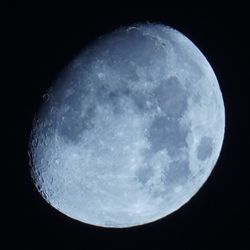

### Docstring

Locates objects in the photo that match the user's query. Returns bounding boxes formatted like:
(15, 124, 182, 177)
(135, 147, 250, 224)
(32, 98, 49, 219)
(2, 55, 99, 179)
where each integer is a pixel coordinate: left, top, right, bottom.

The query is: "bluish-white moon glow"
(29, 23, 225, 228)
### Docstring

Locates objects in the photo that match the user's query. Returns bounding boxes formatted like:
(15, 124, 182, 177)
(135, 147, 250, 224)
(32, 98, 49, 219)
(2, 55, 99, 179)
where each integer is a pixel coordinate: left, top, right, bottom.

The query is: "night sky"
(6, 5, 249, 249)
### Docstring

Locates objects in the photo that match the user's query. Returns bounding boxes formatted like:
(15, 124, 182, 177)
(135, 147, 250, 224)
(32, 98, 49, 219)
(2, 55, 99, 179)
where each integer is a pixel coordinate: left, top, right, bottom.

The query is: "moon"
(29, 23, 225, 228)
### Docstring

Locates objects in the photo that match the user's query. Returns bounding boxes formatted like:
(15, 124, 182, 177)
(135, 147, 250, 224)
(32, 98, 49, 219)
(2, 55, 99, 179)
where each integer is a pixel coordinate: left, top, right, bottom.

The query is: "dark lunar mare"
(197, 136, 213, 161)
(148, 76, 189, 157)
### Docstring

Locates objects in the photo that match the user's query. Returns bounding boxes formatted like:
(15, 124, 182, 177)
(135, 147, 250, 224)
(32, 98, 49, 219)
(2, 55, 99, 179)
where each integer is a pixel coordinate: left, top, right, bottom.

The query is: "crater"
(148, 116, 189, 157)
(197, 136, 213, 161)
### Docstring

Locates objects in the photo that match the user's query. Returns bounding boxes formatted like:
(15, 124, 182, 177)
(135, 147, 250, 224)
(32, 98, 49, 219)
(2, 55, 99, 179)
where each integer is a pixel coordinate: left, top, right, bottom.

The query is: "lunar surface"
(29, 23, 225, 228)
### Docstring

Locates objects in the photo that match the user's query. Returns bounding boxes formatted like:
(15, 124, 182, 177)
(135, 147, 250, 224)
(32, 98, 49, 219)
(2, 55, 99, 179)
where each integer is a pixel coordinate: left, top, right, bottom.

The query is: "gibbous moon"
(29, 23, 225, 228)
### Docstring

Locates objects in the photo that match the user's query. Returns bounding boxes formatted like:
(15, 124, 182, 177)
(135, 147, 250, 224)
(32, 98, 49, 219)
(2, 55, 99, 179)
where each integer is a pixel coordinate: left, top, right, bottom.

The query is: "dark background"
(5, 5, 249, 249)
